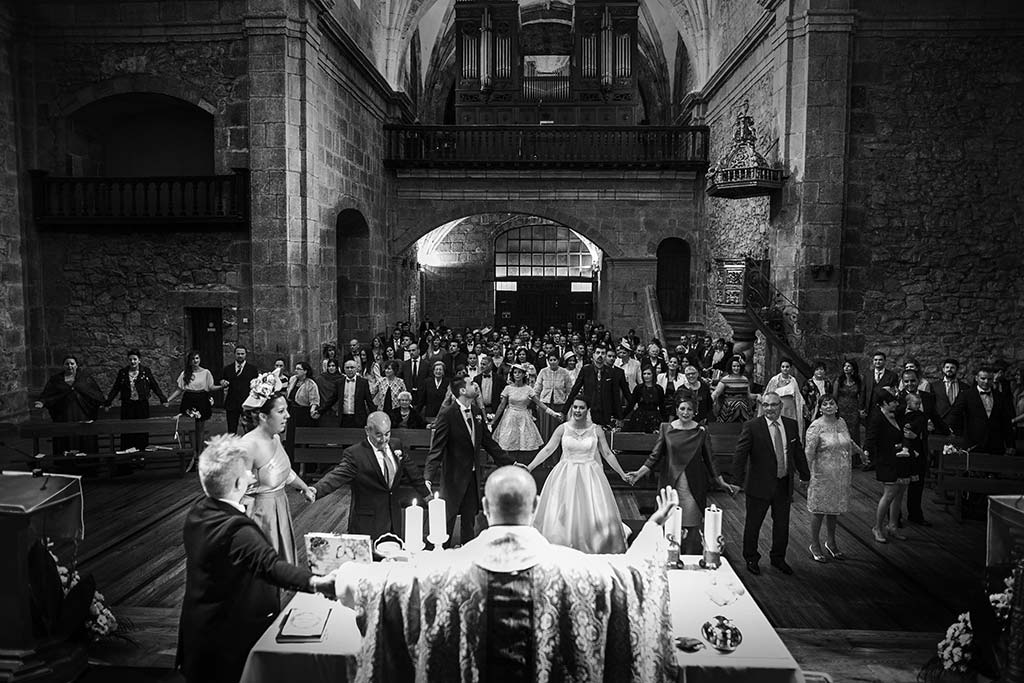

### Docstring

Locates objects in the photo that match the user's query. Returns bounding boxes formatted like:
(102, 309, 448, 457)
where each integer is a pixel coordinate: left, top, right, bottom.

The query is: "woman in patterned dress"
(711, 356, 759, 423)
(804, 395, 863, 561)
(491, 364, 562, 452)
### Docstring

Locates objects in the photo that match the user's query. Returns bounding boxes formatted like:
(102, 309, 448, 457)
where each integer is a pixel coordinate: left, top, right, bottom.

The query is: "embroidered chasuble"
(336, 523, 674, 682)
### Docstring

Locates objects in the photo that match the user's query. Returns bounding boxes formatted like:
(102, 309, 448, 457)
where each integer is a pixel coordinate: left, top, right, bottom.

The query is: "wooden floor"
(6, 424, 986, 682)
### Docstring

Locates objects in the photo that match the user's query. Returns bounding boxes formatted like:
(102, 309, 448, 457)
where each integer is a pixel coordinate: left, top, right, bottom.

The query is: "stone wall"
(843, 31, 1024, 374)
(30, 229, 248, 392)
(0, 7, 27, 420)
(420, 217, 494, 328)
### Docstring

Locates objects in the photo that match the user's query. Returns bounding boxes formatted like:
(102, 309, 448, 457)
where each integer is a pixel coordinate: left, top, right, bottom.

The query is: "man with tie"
(861, 351, 899, 419)
(564, 346, 624, 427)
(473, 355, 506, 415)
(305, 412, 430, 539)
(732, 392, 810, 576)
(425, 377, 512, 546)
(321, 360, 376, 427)
(220, 345, 258, 435)
(929, 358, 971, 429)
(948, 366, 1016, 455)
(400, 342, 429, 405)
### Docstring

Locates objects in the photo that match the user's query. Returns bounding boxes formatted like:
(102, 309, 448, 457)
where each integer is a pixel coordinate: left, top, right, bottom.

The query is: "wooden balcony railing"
(384, 125, 709, 169)
(30, 169, 249, 227)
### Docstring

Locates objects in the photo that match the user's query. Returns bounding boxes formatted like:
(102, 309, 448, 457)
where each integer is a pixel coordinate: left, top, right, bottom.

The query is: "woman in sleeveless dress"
(491, 364, 562, 452)
(525, 397, 631, 554)
(711, 356, 758, 423)
(238, 372, 312, 569)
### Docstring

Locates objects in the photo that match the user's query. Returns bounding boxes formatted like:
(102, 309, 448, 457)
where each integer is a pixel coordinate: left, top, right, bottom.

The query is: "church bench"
(936, 449, 1024, 522)
(18, 418, 197, 476)
(294, 427, 434, 479)
(609, 422, 742, 490)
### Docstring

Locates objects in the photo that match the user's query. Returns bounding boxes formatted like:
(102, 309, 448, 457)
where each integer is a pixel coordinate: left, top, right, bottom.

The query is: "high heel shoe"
(824, 543, 846, 560)
(886, 525, 908, 541)
(809, 544, 828, 563)
(871, 527, 888, 543)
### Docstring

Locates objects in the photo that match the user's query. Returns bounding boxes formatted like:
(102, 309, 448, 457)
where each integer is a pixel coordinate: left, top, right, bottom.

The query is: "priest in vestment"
(336, 466, 678, 682)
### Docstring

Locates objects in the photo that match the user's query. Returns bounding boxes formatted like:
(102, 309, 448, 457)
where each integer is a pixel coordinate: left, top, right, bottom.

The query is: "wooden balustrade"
(385, 125, 708, 169)
(30, 169, 249, 226)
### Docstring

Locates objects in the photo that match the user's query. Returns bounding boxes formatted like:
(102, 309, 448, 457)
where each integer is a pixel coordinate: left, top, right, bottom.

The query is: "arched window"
(494, 224, 593, 279)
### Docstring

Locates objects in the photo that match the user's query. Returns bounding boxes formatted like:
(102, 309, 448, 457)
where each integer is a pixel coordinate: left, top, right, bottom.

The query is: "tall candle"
(428, 492, 446, 540)
(704, 504, 723, 553)
(664, 505, 682, 546)
(404, 500, 424, 551)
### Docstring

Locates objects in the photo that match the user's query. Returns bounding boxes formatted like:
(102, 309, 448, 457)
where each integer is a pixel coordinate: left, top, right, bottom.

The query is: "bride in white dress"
(525, 397, 631, 553)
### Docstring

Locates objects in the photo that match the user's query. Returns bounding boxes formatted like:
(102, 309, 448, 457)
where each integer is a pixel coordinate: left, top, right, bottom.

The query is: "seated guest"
(389, 390, 427, 429)
(176, 435, 336, 683)
(336, 467, 678, 682)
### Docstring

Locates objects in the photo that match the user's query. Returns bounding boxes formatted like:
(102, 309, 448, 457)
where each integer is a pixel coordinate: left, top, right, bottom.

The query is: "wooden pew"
(294, 427, 434, 479)
(936, 448, 1024, 522)
(19, 418, 197, 476)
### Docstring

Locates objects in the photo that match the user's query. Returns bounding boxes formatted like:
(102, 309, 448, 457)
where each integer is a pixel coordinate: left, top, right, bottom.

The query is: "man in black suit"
(177, 435, 336, 683)
(424, 376, 513, 546)
(306, 411, 430, 539)
(861, 351, 899, 417)
(400, 342, 430, 405)
(321, 360, 376, 427)
(929, 358, 971, 430)
(732, 392, 810, 576)
(563, 347, 623, 427)
(220, 345, 258, 435)
(473, 355, 506, 414)
(948, 366, 1016, 455)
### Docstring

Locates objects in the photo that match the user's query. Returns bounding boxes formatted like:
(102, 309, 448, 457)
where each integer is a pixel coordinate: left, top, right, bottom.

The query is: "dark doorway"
(188, 307, 224, 405)
(656, 238, 690, 322)
(337, 209, 370, 338)
(494, 279, 593, 330)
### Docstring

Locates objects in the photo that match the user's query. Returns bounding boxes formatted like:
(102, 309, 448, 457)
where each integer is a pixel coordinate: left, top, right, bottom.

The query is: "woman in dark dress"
(866, 391, 913, 543)
(626, 396, 739, 553)
(675, 364, 713, 425)
(284, 361, 320, 458)
(832, 359, 864, 452)
(103, 348, 169, 451)
(623, 367, 666, 432)
(35, 355, 104, 456)
(388, 390, 427, 429)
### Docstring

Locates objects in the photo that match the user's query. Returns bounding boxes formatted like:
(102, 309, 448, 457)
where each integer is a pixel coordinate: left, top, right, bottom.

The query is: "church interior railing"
(30, 169, 250, 226)
(384, 125, 709, 169)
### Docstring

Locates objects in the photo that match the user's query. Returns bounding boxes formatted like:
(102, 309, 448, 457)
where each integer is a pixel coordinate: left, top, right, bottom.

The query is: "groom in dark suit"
(948, 366, 1016, 455)
(424, 376, 512, 546)
(220, 345, 258, 435)
(307, 412, 430, 539)
(732, 392, 810, 576)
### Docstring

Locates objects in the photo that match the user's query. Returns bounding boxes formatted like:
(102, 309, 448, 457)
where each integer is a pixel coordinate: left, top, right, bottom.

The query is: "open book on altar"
(305, 532, 372, 575)
(276, 603, 332, 643)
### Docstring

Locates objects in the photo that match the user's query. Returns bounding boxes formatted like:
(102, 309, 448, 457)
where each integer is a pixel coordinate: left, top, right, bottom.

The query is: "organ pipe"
(582, 34, 597, 78)
(601, 7, 613, 89)
(480, 8, 493, 91)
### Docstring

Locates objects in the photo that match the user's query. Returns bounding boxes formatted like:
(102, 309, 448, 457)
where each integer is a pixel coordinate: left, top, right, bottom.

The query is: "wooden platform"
(34, 449, 988, 682)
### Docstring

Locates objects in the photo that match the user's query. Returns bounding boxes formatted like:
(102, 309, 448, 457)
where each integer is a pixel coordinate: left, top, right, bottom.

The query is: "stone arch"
(54, 74, 218, 118)
(392, 202, 624, 259)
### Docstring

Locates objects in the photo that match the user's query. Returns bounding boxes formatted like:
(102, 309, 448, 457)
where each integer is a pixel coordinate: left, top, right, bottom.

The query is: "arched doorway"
(656, 238, 690, 322)
(337, 208, 370, 334)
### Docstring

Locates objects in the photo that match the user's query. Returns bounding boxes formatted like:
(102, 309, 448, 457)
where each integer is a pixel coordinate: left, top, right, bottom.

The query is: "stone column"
(599, 257, 657, 337)
(0, 6, 28, 420)
(769, 0, 854, 358)
(245, 0, 321, 361)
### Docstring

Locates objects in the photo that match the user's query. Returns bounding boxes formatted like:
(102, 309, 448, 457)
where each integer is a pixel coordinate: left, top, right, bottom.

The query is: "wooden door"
(656, 238, 690, 322)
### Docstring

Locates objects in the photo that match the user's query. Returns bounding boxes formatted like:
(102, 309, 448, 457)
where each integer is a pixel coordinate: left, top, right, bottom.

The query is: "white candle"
(428, 492, 446, 540)
(704, 504, 723, 553)
(664, 505, 682, 546)
(404, 500, 424, 551)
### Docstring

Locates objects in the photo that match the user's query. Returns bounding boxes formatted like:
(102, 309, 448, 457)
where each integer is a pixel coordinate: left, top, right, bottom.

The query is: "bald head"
(365, 411, 392, 448)
(482, 466, 538, 525)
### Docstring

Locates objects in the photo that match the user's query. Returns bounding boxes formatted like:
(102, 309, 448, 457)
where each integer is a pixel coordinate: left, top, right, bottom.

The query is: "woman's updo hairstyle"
(241, 392, 286, 433)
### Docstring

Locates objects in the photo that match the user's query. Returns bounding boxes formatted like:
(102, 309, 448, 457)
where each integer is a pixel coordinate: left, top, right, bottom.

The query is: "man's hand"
(220, 379, 230, 388)
(649, 486, 680, 526)
(310, 573, 336, 599)
(424, 480, 433, 494)
(303, 487, 317, 503)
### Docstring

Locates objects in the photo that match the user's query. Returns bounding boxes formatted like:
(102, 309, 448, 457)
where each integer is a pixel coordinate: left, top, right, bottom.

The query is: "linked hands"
(303, 487, 317, 503)
(310, 571, 337, 599)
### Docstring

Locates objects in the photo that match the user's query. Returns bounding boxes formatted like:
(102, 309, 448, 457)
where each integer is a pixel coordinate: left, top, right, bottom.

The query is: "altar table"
(672, 556, 805, 683)
(241, 556, 804, 683)
(987, 494, 1024, 567)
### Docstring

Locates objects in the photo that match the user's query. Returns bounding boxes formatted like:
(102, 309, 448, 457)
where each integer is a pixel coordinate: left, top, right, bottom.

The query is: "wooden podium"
(0, 471, 88, 682)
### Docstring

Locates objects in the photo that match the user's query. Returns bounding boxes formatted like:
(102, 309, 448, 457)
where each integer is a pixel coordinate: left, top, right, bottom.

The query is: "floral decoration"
(48, 544, 119, 639)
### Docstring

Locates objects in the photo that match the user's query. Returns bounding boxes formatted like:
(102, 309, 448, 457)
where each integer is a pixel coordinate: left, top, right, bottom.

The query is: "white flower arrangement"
(48, 545, 118, 639)
(935, 568, 1017, 674)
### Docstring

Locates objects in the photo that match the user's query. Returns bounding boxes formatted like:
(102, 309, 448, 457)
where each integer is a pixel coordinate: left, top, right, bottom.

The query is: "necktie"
(946, 380, 957, 403)
(771, 421, 787, 478)
(980, 391, 993, 416)
(413, 360, 418, 377)
(875, 371, 882, 382)
(380, 447, 395, 487)
(463, 409, 476, 447)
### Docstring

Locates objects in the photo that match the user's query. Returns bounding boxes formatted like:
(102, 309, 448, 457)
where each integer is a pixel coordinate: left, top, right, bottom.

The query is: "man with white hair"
(337, 467, 679, 681)
(176, 435, 337, 683)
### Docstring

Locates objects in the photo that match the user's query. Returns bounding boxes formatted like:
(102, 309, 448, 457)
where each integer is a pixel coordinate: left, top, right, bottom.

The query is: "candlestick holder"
(698, 532, 724, 569)
(426, 531, 449, 550)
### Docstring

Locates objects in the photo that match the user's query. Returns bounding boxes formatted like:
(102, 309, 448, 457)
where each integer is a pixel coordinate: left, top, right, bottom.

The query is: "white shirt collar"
(460, 525, 550, 573)
(216, 497, 247, 514)
(764, 415, 781, 428)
